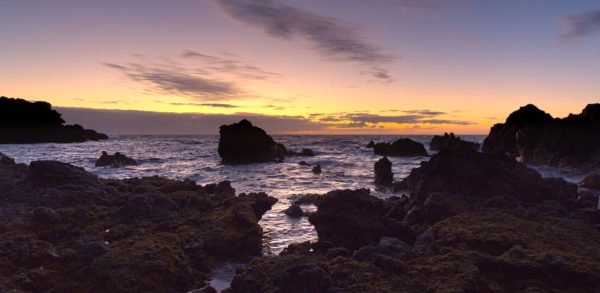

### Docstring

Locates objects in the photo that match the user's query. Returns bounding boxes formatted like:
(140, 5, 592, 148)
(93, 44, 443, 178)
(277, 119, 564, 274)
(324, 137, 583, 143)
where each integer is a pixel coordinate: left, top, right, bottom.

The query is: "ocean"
(0, 134, 589, 289)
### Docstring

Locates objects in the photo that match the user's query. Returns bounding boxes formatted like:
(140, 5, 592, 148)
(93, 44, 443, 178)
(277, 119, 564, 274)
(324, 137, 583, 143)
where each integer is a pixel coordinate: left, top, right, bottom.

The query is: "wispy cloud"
(103, 51, 279, 101)
(313, 111, 473, 128)
(214, 0, 394, 82)
(557, 9, 600, 42)
(170, 102, 239, 108)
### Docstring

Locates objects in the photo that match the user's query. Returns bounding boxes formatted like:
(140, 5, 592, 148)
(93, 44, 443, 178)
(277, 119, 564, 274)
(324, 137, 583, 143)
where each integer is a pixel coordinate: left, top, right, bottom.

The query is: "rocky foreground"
(0, 153, 276, 292)
(227, 149, 600, 292)
(0, 97, 107, 144)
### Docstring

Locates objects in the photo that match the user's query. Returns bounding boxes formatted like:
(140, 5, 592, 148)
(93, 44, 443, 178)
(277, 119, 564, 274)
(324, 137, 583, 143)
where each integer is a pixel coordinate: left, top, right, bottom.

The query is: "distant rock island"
(0, 96, 108, 144)
(372, 138, 428, 157)
(483, 103, 600, 169)
(218, 119, 313, 164)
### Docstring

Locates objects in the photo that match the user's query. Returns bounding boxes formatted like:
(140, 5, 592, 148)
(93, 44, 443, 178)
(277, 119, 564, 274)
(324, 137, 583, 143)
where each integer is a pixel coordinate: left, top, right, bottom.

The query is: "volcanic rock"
(218, 119, 287, 164)
(429, 132, 480, 151)
(95, 151, 138, 167)
(373, 138, 428, 157)
(374, 156, 393, 185)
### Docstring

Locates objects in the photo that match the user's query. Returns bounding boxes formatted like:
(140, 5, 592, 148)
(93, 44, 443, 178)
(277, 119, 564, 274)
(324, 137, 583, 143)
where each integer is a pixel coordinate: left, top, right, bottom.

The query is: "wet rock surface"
(0, 96, 108, 144)
(95, 151, 138, 167)
(228, 149, 600, 292)
(483, 103, 600, 168)
(0, 152, 276, 292)
(373, 138, 428, 157)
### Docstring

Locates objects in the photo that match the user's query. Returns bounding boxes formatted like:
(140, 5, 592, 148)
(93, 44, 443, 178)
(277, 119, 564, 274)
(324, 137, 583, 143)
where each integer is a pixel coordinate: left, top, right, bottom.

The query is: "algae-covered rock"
(0, 153, 277, 292)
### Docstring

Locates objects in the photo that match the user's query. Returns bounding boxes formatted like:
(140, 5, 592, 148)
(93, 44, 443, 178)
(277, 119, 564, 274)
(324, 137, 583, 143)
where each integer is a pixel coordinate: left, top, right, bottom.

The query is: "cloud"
(103, 51, 279, 101)
(214, 0, 394, 82)
(557, 9, 600, 42)
(170, 102, 239, 108)
(312, 111, 473, 128)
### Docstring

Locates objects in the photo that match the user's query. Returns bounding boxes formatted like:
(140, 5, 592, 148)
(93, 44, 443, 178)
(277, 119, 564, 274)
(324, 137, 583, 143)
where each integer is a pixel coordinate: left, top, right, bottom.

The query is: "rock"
(312, 164, 322, 174)
(0, 157, 277, 292)
(353, 237, 411, 263)
(95, 151, 138, 167)
(218, 119, 287, 164)
(0, 96, 108, 144)
(367, 140, 375, 148)
(373, 138, 428, 157)
(284, 205, 304, 218)
(23, 160, 100, 188)
(288, 148, 315, 156)
(374, 156, 393, 185)
(290, 193, 322, 205)
(482, 103, 600, 168)
(429, 132, 480, 151)
(308, 189, 387, 250)
(298, 160, 310, 166)
(273, 264, 332, 293)
(280, 241, 312, 256)
(580, 173, 600, 191)
(0, 152, 15, 165)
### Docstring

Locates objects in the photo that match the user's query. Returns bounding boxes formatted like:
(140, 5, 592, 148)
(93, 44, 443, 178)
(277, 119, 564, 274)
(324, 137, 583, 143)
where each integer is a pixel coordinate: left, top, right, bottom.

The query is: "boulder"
(0, 96, 108, 144)
(312, 164, 322, 174)
(429, 132, 480, 151)
(218, 119, 287, 164)
(308, 189, 387, 250)
(284, 205, 304, 218)
(374, 156, 393, 185)
(95, 151, 138, 167)
(23, 161, 100, 188)
(373, 138, 428, 157)
(288, 148, 315, 156)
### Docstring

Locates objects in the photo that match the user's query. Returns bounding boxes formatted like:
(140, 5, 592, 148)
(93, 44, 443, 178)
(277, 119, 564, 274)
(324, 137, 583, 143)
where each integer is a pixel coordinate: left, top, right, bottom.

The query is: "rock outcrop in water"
(227, 149, 600, 292)
(482, 103, 600, 168)
(0, 152, 276, 292)
(0, 96, 108, 144)
(429, 132, 480, 151)
(374, 156, 393, 185)
(218, 119, 287, 164)
(95, 151, 138, 167)
(373, 138, 428, 157)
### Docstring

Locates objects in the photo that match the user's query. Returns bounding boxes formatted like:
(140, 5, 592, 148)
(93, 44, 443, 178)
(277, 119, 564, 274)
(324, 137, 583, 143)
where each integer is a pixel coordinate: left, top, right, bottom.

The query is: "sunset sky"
(1, 0, 599, 134)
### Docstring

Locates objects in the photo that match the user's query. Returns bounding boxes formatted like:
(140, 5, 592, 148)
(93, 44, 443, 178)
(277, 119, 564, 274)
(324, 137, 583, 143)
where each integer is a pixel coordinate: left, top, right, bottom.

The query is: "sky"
(1, 0, 599, 134)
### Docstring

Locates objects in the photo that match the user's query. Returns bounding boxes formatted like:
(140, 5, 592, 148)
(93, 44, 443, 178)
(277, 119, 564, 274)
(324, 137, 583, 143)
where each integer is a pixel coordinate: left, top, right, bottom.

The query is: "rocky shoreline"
(1, 104, 600, 292)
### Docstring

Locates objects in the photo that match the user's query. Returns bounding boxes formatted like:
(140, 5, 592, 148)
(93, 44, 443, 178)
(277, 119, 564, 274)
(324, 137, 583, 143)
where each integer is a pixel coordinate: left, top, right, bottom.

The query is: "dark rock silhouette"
(374, 156, 393, 185)
(298, 160, 310, 166)
(0, 96, 108, 144)
(482, 103, 600, 168)
(95, 151, 138, 168)
(366, 140, 375, 148)
(218, 119, 287, 164)
(284, 205, 304, 218)
(229, 149, 600, 292)
(429, 132, 480, 151)
(0, 152, 276, 292)
(373, 138, 428, 157)
(287, 148, 315, 156)
(312, 164, 322, 174)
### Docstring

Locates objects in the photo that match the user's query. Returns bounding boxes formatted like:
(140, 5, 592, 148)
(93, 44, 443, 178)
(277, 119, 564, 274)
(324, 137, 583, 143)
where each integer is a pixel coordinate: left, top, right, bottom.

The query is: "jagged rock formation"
(374, 156, 393, 185)
(95, 152, 138, 167)
(0, 96, 108, 144)
(482, 103, 600, 168)
(429, 132, 480, 151)
(0, 153, 276, 292)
